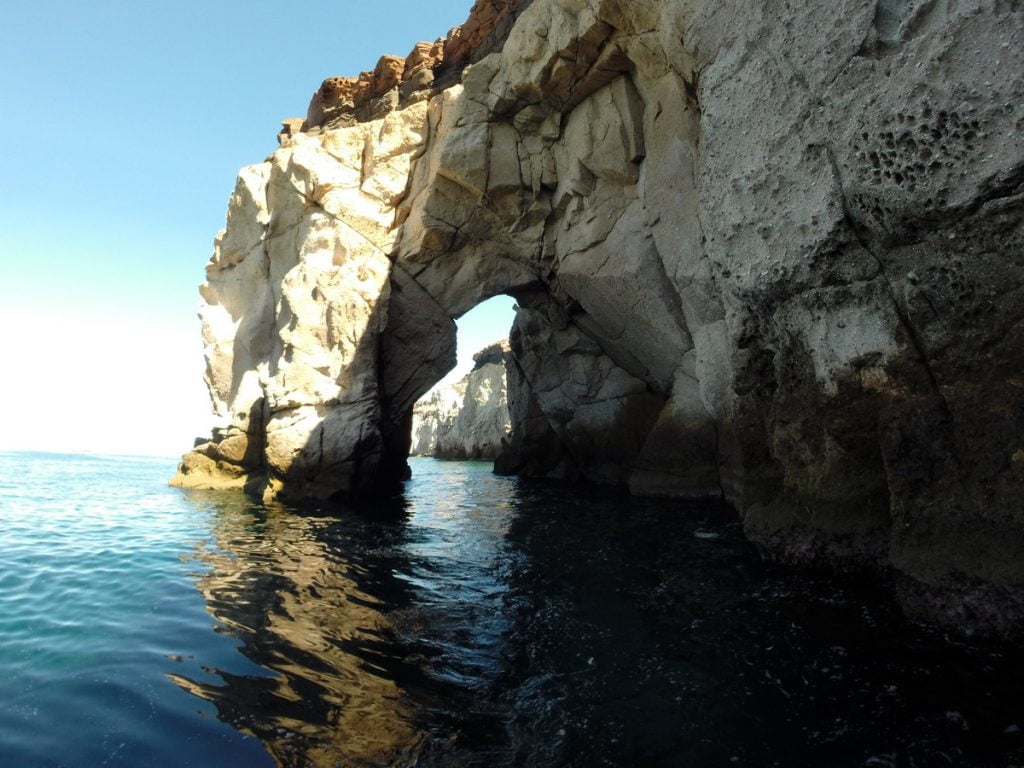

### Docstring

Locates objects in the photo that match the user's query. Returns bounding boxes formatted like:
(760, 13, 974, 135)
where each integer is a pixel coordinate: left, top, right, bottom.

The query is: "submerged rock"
(174, 0, 1024, 638)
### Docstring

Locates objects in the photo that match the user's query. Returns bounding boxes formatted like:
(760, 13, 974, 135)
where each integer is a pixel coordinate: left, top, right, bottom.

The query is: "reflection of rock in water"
(168, 491, 480, 767)
(171, 477, 526, 767)
(171, 469, 1024, 768)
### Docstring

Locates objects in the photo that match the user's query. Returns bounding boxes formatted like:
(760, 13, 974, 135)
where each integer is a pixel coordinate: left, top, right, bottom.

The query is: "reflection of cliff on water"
(171, 464, 520, 767)
(172, 461, 1024, 768)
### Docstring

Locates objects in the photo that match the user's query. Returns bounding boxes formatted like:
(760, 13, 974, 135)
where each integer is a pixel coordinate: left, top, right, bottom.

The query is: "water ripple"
(1, 454, 1023, 766)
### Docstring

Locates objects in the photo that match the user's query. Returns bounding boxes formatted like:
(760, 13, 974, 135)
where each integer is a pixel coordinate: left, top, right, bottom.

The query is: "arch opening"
(408, 294, 517, 470)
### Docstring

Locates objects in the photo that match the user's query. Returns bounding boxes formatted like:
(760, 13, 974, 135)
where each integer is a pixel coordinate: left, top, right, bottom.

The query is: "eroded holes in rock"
(852, 109, 985, 198)
(410, 295, 517, 466)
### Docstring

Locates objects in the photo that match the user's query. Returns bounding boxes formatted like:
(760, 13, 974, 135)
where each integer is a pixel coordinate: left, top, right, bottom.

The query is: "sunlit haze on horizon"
(0, 0, 487, 457)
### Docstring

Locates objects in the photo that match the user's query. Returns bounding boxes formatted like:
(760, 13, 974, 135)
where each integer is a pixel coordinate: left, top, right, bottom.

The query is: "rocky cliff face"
(173, 0, 1024, 638)
(411, 341, 511, 459)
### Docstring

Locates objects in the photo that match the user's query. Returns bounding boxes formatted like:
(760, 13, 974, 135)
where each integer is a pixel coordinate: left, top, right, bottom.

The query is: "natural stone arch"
(173, 0, 1024, 637)
(374, 268, 541, 492)
(171, 49, 724, 503)
(372, 47, 723, 495)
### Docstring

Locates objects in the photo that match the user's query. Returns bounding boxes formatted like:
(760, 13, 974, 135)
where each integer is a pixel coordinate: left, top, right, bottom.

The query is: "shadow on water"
(174, 461, 1024, 768)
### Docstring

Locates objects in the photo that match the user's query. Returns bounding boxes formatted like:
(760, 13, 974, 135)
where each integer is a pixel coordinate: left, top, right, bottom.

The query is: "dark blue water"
(1, 452, 1022, 767)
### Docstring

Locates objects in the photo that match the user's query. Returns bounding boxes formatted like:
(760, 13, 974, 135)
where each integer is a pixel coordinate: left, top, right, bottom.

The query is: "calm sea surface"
(0, 451, 1022, 767)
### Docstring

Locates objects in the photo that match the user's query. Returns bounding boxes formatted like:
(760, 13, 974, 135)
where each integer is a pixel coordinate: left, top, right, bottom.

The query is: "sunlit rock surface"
(172, 101, 432, 500)
(174, 0, 1024, 637)
(411, 341, 511, 459)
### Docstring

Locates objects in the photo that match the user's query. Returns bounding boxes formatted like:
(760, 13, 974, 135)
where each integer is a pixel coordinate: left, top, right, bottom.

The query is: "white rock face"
(410, 386, 461, 457)
(411, 349, 510, 460)
(173, 102, 431, 500)
(174, 0, 1024, 638)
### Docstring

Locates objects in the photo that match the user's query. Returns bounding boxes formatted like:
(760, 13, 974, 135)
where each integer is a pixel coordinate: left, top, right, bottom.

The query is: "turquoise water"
(1, 451, 1022, 767)
(0, 452, 272, 767)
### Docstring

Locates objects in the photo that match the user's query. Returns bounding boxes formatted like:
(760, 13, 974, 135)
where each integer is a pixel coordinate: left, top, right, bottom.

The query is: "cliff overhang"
(173, 0, 1024, 639)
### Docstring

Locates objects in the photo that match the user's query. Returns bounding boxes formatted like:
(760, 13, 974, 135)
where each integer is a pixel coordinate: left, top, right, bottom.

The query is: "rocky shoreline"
(173, 0, 1024, 638)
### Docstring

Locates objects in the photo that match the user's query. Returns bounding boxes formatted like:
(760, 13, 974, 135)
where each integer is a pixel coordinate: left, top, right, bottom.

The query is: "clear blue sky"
(0, 0, 514, 457)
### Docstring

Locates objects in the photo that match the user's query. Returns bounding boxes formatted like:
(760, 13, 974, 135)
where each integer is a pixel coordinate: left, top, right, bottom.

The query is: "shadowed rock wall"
(174, 0, 1024, 637)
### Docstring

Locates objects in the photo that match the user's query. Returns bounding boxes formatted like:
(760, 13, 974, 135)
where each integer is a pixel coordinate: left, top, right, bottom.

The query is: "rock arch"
(173, 0, 1024, 637)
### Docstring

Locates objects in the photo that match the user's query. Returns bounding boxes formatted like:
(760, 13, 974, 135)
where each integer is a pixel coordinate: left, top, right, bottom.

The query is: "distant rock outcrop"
(411, 341, 511, 460)
(174, 0, 1024, 638)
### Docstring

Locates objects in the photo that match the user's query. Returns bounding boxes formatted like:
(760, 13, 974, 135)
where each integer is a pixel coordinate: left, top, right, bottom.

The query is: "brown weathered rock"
(177, 0, 1024, 638)
(304, 54, 409, 129)
(437, 0, 529, 84)
(403, 39, 445, 79)
(302, 0, 531, 131)
(278, 118, 305, 144)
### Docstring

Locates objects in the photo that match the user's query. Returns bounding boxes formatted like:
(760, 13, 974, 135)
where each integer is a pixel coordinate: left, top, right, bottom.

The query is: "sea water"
(0, 451, 1021, 767)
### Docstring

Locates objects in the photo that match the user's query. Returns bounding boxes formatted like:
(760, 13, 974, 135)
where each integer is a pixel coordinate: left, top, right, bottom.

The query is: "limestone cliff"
(411, 341, 511, 459)
(173, 0, 1024, 638)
